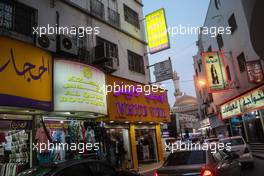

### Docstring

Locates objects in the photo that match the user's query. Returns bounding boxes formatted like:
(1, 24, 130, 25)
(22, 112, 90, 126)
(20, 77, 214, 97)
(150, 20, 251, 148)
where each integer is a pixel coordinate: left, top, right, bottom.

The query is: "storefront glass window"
(230, 117, 243, 136)
(135, 129, 158, 164)
(105, 129, 132, 169)
(242, 111, 264, 143)
(0, 120, 31, 176)
(35, 119, 103, 165)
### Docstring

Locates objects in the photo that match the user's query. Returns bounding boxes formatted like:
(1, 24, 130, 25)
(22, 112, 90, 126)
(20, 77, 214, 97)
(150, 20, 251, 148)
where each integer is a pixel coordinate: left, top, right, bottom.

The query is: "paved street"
(143, 157, 264, 176)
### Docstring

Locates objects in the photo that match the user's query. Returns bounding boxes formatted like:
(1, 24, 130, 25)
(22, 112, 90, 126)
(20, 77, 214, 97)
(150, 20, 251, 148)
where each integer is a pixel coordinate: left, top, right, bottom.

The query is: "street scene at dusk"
(0, 0, 264, 176)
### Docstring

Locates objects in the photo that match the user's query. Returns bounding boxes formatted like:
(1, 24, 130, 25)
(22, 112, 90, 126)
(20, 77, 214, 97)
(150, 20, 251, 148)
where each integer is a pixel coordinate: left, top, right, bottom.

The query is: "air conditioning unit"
(93, 43, 111, 64)
(36, 34, 56, 52)
(58, 35, 78, 55)
(104, 57, 118, 71)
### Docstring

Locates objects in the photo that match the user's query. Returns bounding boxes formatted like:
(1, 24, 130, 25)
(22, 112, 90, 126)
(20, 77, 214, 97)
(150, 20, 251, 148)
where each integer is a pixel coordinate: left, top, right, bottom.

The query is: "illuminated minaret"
(172, 71, 183, 99)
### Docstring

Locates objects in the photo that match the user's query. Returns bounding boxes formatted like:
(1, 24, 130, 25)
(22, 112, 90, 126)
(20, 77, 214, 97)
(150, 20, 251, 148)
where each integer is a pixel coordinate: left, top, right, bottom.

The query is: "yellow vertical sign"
(202, 52, 229, 92)
(146, 8, 170, 54)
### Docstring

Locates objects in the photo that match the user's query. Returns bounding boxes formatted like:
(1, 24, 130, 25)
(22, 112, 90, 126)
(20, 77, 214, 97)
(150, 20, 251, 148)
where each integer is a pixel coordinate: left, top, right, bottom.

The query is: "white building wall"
(197, 0, 264, 106)
(16, 0, 150, 84)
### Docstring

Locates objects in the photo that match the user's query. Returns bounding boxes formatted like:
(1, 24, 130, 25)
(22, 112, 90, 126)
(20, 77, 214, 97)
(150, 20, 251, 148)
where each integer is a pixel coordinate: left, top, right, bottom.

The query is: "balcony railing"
(90, 0, 104, 19)
(108, 7, 120, 27)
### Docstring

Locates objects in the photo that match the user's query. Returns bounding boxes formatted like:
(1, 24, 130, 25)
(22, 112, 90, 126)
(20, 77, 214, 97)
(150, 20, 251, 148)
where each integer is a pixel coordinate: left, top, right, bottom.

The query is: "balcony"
(108, 8, 120, 27)
(90, 0, 104, 19)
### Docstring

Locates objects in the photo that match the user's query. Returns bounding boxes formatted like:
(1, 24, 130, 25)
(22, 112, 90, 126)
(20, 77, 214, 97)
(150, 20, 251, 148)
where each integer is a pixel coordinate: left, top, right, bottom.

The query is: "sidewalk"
(138, 161, 164, 174)
(253, 152, 264, 160)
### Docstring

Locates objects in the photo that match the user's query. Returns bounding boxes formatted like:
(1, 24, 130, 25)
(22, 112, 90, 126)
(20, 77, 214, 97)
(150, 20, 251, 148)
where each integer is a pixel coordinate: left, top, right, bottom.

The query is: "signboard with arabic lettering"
(202, 52, 229, 92)
(246, 60, 264, 84)
(0, 37, 52, 111)
(106, 75, 170, 123)
(154, 58, 173, 82)
(53, 60, 107, 115)
(221, 85, 264, 119)
(145, 8, 170, 54)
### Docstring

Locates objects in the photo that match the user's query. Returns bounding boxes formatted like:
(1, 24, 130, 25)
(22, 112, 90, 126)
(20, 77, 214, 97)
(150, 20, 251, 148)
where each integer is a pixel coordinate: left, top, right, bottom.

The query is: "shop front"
(198, 118, 212, 137)
(209, 115, 228, 137)
(221, 84, 264, 143)
(33, 59, 108, 164)
(0, 36, 52, 175)
(106, 75, 170, 170)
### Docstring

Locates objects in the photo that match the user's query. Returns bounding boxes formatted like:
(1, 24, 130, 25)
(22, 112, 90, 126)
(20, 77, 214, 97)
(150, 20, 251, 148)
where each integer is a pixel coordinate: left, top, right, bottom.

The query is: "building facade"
(0, 0, 168, 174)
(193, 0, 264, 143)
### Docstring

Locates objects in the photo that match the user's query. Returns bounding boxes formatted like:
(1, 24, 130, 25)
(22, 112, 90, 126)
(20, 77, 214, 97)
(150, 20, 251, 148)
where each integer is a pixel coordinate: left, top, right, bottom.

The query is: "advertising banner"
(0, 37, 52, 111)
(106, 75, 170, 123)
(221, 85, 264, 119)
(202, 52, 229, 92)
(153, 58, 173, 82)
(145, 8, 170, 54)
(53, 60, 107, 115)
(246, 60, 263, 84)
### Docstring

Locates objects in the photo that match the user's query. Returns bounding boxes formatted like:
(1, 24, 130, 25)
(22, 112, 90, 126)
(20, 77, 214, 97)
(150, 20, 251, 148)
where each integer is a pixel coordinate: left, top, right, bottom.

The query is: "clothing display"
(0, 130, 30, 176)
(85, 127, 95, 143)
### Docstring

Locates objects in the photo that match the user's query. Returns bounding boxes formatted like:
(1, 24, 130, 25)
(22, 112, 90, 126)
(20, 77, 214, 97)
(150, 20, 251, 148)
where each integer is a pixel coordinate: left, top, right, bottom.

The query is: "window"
(226, 65, 232, 81)
(108, 8, 120, 27)
(216, 34, 224, 50)
(0, 1, 13, 29)
(237, 52, 246, 72)
(228, 13, 237, 34)
(124, 4, 139, 28)
(164, 151, 206, 166)
(90, 0, 104, 19)
(70, 27, 86, 49)
(55, 164, 92, 176)
(214, 0, 221, 10)
(208, 93, 214, 102)
(221, 137, 245, 146)
(87, 162, 116, 176)
(212, 151, 224, 162)
(128, 50, 145, 74)
(207, 46, 212, 52)
(198, 63, 202, 72)
(97, 36, 119, 65)
(0, 1, 36, 36)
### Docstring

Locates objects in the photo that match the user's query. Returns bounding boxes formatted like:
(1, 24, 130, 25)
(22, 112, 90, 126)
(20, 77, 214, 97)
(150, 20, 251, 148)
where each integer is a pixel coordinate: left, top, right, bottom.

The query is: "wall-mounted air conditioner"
(58, 35, 78, 55)
(36, 34, 56, 52)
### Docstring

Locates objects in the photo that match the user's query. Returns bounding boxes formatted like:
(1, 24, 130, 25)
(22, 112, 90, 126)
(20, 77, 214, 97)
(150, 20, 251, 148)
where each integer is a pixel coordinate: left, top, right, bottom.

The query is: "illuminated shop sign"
(53, 60, 107, 115)
(145, 8, 170, 54)
(221, 85, 264, 119)
(107, 75, 170, 123)
(0, 37, 52, 111)
(246, 60, 263, 84)
(202, 52, 229, 92)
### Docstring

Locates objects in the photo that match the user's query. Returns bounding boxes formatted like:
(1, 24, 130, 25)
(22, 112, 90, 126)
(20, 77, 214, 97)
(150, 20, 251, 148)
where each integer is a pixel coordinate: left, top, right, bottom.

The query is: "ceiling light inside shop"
(125, 121, 130, 124)
(138, 121, 142, 124)
(109, 121, 114, 123)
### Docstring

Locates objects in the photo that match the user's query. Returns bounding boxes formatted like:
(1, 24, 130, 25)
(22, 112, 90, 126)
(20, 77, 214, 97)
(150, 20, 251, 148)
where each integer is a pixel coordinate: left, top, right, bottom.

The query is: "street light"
(198, 80, 206, 86)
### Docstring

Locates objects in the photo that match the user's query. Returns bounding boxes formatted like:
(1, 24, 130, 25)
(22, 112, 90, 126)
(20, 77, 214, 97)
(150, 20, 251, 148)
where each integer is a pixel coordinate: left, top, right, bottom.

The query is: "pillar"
(129, 123, 138, 170)
(258, 110, 264, 135)
(155, 124, 164, 162)
(242, 115, 249, 142)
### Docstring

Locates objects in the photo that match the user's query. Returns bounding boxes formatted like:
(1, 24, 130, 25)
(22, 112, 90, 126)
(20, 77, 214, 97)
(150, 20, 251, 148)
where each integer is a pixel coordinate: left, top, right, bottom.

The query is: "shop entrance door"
(135, 129, 158, 164)
(246, 118, 264, 143)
